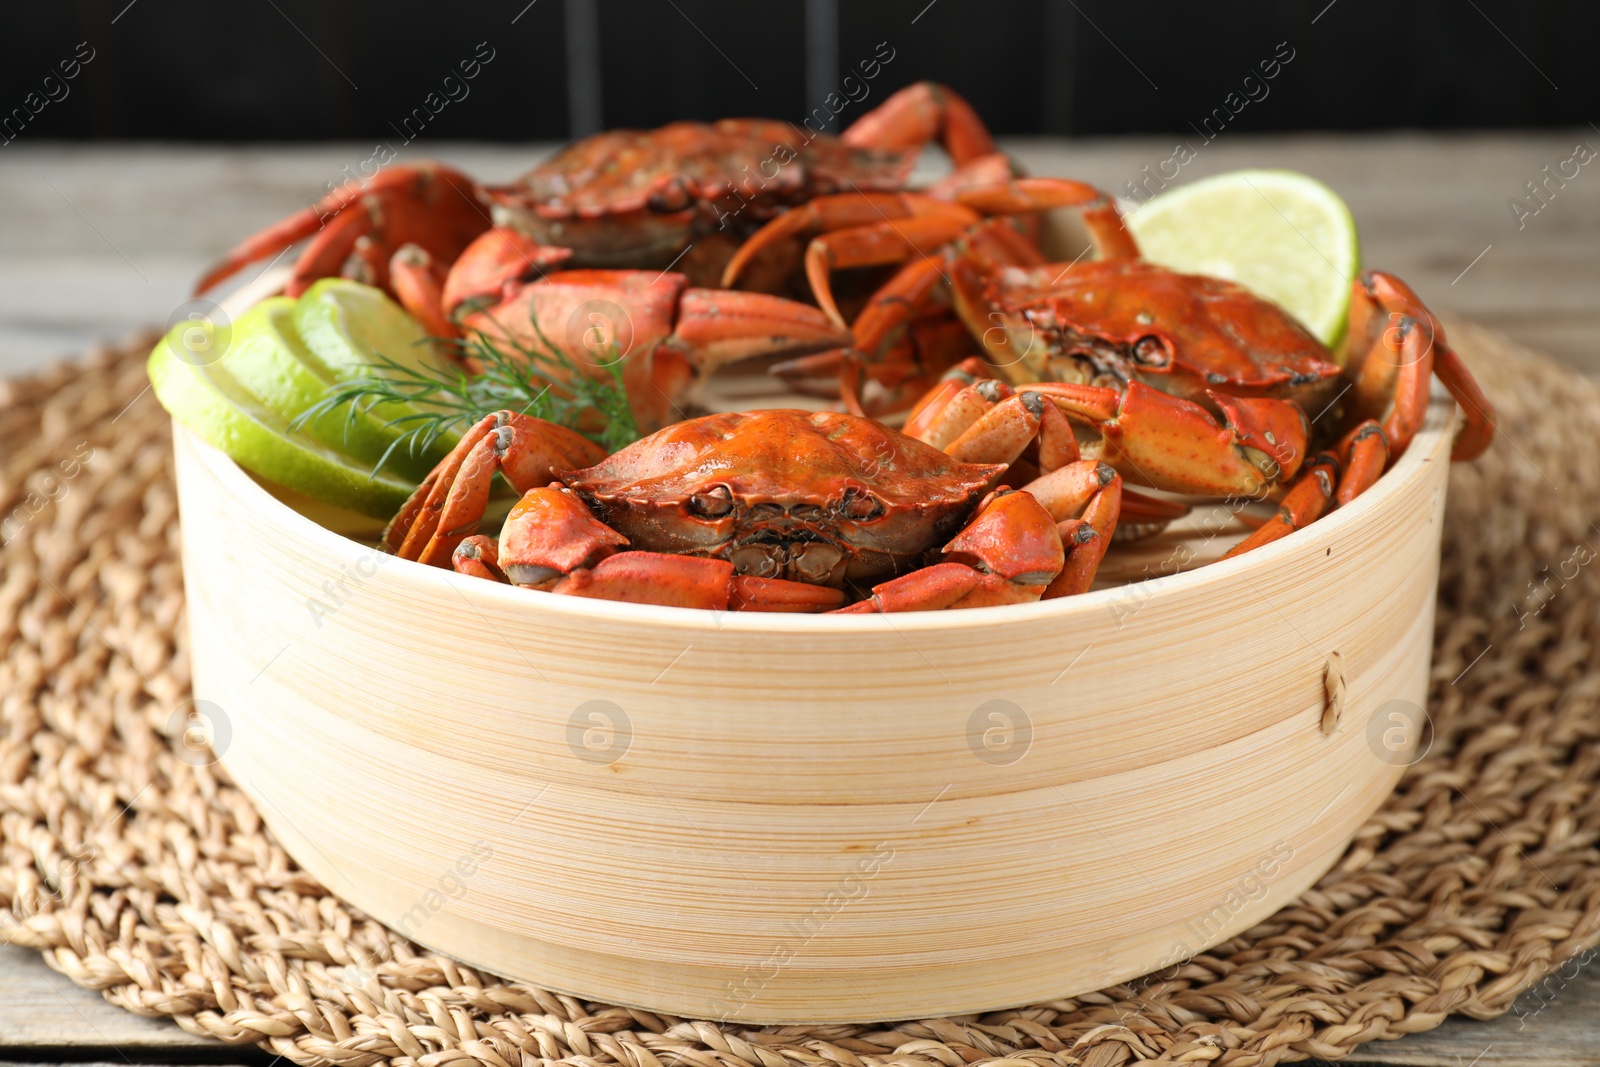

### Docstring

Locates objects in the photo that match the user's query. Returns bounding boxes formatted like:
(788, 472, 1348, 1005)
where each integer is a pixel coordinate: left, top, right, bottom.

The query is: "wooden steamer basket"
(171, 386, 1454, 1024)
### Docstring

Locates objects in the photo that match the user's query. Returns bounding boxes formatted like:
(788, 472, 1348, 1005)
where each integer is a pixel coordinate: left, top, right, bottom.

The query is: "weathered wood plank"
(1339, 959, 1600, 1067)
(2, 133, 1597, 375)
(0, 945, 224, 1050)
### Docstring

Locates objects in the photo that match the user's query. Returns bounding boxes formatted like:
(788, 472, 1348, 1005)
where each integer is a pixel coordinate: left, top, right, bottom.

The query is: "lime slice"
(294, 278, 452, 395)
(149, 326, 414, 518)
(193, 297, 434, 481)
(294, 279, 462, 474)
(1124, 169, 1360, 347)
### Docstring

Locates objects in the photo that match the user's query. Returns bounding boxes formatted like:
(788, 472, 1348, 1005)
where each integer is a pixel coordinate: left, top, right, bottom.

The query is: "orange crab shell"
(555, 409, 1006, 583)
(978, 259, 1344, 410)
(486, 120, 917, 269)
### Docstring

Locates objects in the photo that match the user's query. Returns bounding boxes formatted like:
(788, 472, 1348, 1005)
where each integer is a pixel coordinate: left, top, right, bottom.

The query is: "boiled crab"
(722, 176, 1134, 412)
(191, 83, 1010, 433)
(384, 405, 1124, 613)
(195, 82, 1002, 300)
(745, 192, 1495, 553)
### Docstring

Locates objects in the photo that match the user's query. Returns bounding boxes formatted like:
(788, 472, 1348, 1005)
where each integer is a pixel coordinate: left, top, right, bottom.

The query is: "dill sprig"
(292, 314, 640, 480)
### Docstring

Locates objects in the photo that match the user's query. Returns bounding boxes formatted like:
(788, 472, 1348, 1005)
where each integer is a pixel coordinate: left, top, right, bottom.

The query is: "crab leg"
(840, 81, 999, 165)
(1019, 461, 1123, 598)
(1223, 320, 1439, 559)
(835, 488, 1064, 613)
(389, 244, 457, 340)
(924, 152, 1025, 200)
(277, 202, 384, 297)
(195, 163, 489, 298)
(1220, 454, 1340, 560)
(754, 217, 1045, 412)
(770, 257, 975, 407)
(950, 179, 1139, 260)
(736, 185, 1130, 413)
(195, 182, 372, 295)
(385, 411, 606, 566)
(720, 192, 966, 288)
(728, 177, 1126, 299)
(769, 180, 1132, 331)
(545, 553, 844, 612)
(1345, 271, 1495, 463)
(1223, 294, 1468, 557)
(1332, 421, 1389, 506)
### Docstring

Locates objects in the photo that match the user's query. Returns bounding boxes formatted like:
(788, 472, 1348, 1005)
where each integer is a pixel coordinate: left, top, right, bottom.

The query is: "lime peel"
(148, 334, 415, 518)
(1124, 169, 1360, 348)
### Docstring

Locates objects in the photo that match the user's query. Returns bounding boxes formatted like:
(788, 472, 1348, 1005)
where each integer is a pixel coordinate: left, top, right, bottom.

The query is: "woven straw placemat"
(1, 320, 1597, 1067)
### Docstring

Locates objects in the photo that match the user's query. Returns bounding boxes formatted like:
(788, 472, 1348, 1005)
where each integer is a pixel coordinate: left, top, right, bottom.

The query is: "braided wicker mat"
(2, 320, 1598, 1067)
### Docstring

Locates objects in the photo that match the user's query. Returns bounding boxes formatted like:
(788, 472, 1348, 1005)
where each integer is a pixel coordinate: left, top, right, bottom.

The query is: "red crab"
(384, 405, 1126, 613)
(191, 82, 1004, 304)
(721, 176, 1135, 412)
(191, 83, 1012, 433)
(745, 192, 1495, 554)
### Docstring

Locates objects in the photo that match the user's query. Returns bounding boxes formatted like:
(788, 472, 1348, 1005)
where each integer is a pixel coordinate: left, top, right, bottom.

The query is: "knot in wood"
(1322, 651, 1346, 736)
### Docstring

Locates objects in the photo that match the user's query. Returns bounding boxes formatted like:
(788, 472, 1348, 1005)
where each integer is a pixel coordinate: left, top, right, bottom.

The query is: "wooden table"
(2, 134, 1597, 1066)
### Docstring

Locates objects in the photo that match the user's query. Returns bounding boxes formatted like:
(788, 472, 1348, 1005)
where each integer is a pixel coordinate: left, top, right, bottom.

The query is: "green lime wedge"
(1124, 169, 1360, 348)
(193, 297, 435, 481)
(294, 278, 453, 397)
(149, 325, 415, 519)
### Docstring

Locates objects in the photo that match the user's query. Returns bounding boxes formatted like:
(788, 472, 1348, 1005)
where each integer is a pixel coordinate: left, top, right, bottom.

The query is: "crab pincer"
(835, 488, 1066, 612)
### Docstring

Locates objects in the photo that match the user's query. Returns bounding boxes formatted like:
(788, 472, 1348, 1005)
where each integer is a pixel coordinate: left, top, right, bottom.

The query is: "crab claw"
(442, 228, 575, 319)
(1208, 390, 1309, 486)
(499, 486, 629, 588)
(467, 270, 853, 433)
(385, 411, 606, 568)
(1036, 381, 1309, 499)
(836, 488, 1064, 612)
(452, 534, 508, 582)
(943, 488, 1065, 588)
(670, 287, 854, 372)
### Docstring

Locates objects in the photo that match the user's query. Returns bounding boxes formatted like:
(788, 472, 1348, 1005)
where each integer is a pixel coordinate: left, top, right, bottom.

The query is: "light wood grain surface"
(1, 134, 1597, 1065)
(3, 132, 1598, 377)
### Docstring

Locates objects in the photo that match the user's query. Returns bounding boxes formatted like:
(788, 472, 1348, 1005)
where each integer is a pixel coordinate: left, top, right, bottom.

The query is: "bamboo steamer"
(170, 381, 1453, 1023)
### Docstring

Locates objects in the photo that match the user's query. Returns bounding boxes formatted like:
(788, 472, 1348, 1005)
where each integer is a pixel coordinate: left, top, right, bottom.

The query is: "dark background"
(3, 0, 1593, 145)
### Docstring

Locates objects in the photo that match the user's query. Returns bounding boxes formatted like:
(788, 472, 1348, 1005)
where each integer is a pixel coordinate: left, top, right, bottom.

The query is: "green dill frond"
(291, 312, 641, 479)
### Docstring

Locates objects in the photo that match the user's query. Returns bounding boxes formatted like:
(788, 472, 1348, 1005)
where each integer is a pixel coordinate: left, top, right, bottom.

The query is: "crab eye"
(839, 488, 884, 521)
(688, 485, 733, 518)
(1133, 335, 1168, 366)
